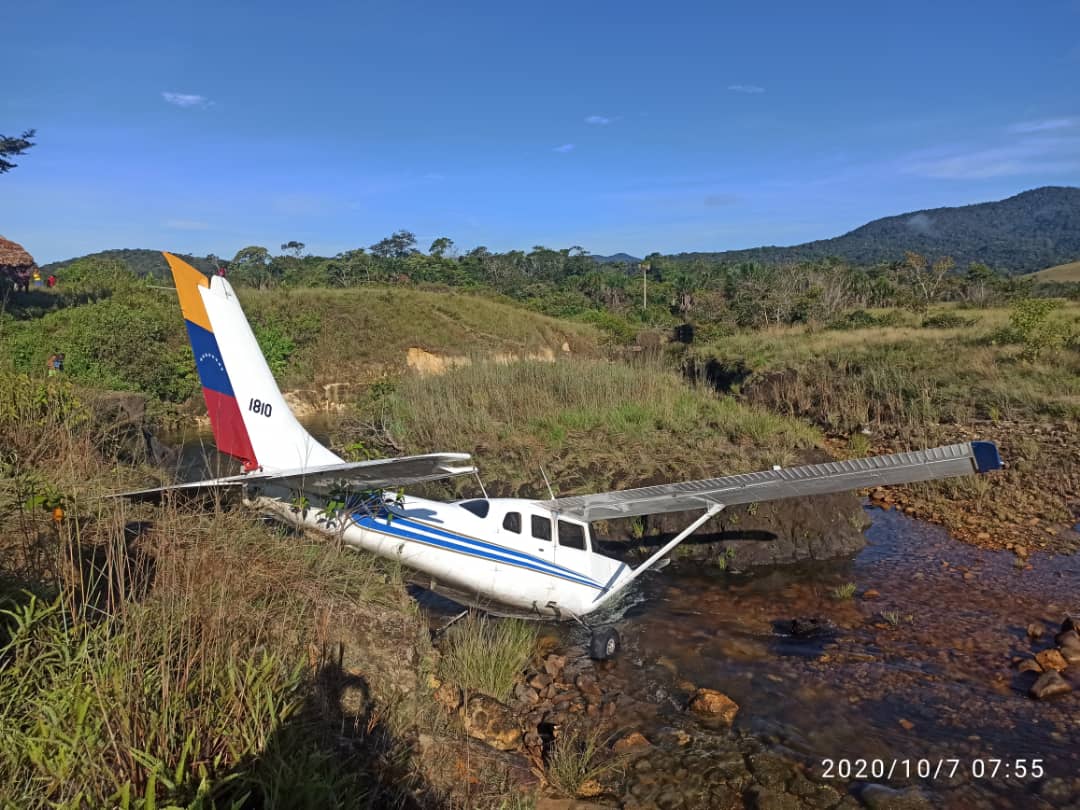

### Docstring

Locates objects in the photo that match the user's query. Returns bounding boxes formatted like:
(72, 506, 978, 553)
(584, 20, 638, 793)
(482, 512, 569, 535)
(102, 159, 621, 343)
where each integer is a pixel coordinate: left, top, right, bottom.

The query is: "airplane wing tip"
(971, 440, 1002, 473)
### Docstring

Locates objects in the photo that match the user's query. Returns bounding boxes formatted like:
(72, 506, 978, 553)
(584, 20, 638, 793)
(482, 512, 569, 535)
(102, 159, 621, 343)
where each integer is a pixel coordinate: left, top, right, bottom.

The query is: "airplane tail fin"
(164, 252, 342, 472)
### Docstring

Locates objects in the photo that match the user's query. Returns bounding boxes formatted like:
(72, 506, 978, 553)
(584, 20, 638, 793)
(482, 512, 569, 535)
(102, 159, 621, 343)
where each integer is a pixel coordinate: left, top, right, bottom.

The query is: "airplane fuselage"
(253, 490, 631, 619)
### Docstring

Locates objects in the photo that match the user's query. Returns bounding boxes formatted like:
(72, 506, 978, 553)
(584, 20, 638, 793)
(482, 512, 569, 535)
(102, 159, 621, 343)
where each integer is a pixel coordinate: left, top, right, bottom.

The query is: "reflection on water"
(609, 505, 1079, 800)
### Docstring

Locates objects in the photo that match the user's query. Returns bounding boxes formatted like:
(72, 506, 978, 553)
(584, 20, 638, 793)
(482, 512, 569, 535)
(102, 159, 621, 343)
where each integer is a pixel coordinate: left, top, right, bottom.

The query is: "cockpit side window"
(531, 514, 552, 541)
(460, 500, 490, 518)
(558, 520, 586, 550)
(502, 512, 521, 533)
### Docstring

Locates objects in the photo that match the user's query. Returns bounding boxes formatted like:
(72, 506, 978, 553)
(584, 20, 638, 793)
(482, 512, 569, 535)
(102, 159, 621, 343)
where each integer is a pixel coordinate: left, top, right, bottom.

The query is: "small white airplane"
(128, 253, 1002, 659)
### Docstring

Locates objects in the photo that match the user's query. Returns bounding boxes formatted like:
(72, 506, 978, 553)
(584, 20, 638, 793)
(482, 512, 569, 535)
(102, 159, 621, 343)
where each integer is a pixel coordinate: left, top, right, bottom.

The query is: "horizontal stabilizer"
(120, 452, 476, 501)
(537, 441, 1000, 521)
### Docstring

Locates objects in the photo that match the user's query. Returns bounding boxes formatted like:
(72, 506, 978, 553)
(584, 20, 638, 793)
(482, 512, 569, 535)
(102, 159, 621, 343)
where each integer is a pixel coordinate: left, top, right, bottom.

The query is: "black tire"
(589, 626, 620, 660)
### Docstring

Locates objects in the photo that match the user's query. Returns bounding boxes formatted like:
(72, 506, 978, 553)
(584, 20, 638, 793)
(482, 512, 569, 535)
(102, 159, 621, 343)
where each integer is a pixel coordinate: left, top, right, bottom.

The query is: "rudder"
(164, 252, 341, 472)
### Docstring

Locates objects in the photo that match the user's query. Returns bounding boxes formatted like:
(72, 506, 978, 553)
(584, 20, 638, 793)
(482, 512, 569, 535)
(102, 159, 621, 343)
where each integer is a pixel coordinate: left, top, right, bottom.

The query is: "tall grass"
(438, 613, 538, 702)
(338, 358, 821, 499)
(0, 374, 436, 808)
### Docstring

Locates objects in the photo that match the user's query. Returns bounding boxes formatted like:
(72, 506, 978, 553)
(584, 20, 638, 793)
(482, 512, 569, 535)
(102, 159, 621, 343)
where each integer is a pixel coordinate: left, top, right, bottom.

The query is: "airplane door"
(527, 513, 556, 564)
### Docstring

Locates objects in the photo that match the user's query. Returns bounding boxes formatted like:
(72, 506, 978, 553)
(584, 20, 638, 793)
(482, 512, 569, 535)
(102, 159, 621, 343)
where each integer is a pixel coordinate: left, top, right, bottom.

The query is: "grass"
(438, 613, 538, 702)
(691, 302, 1080, 428)
(1028, 260, 1080, 283)
(544, 726, 624, 799)
(832, 583, 857, 600)
(339, 357, 821, 499)
(0, 373, 445, 808)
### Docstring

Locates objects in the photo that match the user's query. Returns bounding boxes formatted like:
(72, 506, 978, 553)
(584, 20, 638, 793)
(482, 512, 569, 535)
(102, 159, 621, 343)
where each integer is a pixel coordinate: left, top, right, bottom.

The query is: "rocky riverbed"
(426, 506, 1079, 809)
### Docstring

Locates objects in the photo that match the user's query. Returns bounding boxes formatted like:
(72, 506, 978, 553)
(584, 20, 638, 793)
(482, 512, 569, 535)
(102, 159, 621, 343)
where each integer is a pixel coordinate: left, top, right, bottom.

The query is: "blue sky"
(3, 0, 1080, 263)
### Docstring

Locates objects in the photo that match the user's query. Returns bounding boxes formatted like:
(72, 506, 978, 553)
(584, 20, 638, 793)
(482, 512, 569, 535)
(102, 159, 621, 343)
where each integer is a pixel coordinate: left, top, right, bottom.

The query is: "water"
(603, 505, 1080, 802)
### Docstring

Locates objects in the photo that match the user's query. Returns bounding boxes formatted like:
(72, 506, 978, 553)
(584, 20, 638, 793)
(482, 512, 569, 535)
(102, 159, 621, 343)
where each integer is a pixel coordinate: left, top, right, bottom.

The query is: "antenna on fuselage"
(539, 464, 556, 500)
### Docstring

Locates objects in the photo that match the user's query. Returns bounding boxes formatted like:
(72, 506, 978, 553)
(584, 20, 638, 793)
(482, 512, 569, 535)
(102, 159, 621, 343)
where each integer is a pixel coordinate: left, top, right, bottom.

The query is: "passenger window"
(558, 520, 586, 550)
(502, 512, 521, 533)
(531, 515, 551, 541)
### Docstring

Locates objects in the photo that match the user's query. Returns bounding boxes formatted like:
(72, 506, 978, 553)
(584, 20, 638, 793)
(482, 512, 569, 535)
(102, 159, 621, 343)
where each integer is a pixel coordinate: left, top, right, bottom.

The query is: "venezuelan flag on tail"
(164, 253, 342, 472)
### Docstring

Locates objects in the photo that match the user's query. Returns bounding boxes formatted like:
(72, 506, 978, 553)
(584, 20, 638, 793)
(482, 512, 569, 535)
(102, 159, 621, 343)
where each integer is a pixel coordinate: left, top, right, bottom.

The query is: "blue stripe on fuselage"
(352, 513, 601, 589)
(392, 516, 596, 581)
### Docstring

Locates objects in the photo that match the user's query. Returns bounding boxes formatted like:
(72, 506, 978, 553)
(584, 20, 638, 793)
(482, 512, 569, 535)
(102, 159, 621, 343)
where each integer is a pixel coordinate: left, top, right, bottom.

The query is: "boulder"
(1058, 632, 1080, 665)
(688, 688, 740, 725)
(462, 694, 522, 751)
(1029, 670, 1072, 700)
(1034, 649, 1068, 672)
(1017, 659, 1043, 674)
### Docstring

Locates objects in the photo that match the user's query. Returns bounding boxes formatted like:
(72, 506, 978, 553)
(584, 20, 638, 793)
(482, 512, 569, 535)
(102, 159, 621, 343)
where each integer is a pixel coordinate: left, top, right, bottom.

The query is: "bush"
(1007, 298, 1069, 360)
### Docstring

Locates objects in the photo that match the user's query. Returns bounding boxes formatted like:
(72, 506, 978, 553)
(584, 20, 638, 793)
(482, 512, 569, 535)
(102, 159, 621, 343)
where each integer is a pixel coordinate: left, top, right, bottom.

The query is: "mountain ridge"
(667, 186, 1080, 274)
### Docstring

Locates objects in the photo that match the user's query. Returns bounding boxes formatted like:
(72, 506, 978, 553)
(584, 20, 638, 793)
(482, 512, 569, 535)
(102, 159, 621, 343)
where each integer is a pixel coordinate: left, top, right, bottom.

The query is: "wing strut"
(590, 503, 725, 611)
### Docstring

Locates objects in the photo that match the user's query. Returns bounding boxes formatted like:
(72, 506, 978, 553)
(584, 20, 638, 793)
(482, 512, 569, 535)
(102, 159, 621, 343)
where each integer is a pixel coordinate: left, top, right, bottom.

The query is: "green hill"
(669, 186, 1080, 274)
(41, 248, 217, 278)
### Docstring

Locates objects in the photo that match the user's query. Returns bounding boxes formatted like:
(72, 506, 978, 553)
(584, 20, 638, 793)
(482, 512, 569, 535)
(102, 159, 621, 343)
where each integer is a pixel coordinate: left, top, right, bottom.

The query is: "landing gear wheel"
(589, 626, 620, 660)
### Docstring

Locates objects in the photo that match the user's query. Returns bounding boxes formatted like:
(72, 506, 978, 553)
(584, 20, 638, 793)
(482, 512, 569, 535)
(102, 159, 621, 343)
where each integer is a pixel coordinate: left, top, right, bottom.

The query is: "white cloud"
(727, 84, 765, 94)
(904, 137, 1080, 179)
(585, 115, 611, 125)
(162, 92, 209, 108)
(164, 218, 210, 230)
(1008, 117, 1076, 133)
(553, 143, 575, 153)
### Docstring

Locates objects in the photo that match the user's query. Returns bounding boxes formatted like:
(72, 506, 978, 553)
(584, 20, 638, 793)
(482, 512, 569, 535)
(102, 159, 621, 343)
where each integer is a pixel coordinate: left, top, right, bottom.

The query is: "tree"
(370, 230, 417, 259)
(0, 129, 36, 174)
(898, 251, 954, 312)
(429, 236, 455, 258)
(230, 245, 276, 289)
(280, 240, 306, 258)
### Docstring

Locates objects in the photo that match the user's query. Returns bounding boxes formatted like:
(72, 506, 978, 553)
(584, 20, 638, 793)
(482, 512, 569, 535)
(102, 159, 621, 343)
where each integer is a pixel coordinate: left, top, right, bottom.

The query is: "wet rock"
(860, 784, 931, 809)
(788, 773, 843, 809)
(462, 694, 522, 751)
(747, 752, 795, 788)
(1026, 622, 1045, 639)
(1039, 776, 1079, 805)
(514, 682, 540, 705)
(688, 688, 740, 724)
(747, 786, 802, 810)
(576, 673, 602, 701)
(1029, 670, 1072, 700)
(613, 731, 652, 753)
(788, 617, 838, 639)
(544, 654, 568, 678)
(1058, 632, 1080, 664)
(1034, 648, 1068, 672)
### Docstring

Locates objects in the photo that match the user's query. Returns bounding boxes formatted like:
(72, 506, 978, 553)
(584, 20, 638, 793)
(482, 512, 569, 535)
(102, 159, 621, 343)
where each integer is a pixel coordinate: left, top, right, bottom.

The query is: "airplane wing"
(120, 452, 477, 501)
(535, 441, 1001, 522)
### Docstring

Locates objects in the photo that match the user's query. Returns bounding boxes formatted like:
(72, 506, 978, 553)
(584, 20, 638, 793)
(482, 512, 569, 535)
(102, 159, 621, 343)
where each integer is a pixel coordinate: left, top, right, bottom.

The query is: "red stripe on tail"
(202, 387, 259, 470)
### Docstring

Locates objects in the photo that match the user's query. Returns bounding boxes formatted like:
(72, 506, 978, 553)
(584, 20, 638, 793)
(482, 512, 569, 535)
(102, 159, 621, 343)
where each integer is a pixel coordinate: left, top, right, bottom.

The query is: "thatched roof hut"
(0, 235, 37, 286)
